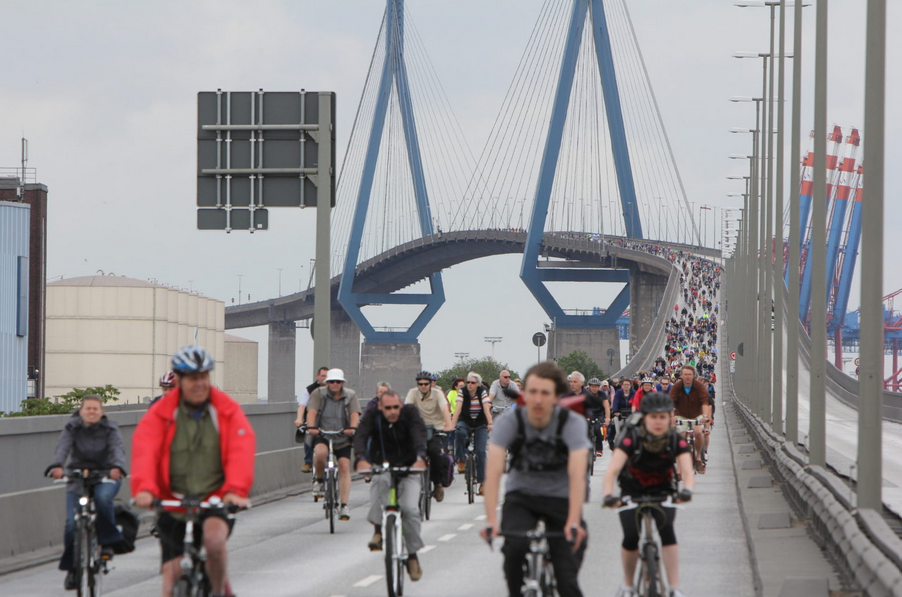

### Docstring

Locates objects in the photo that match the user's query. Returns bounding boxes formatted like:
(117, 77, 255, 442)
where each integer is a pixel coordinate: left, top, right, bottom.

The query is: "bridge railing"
(0, 402, 303, 561)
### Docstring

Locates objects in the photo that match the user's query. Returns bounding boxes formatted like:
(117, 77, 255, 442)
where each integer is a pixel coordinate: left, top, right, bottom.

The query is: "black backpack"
(508, 408, 571, 473)
(617, 412, 681, 467)
(113, 502, 139, 554)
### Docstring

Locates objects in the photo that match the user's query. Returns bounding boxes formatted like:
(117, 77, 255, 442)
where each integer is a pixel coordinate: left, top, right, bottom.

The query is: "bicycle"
(53, 470, 115, 597)
(418, 428, 449, 521)
(364, 466, 426, 597)
(463, 425, 487, 504)
(615, 494, 682, 597)
(485, 520, 573, 597)
(154, 496, 247, 597)
(675, 417, 705, 475)
(305, 426, 355, 534)
(587, 417, 604, 476)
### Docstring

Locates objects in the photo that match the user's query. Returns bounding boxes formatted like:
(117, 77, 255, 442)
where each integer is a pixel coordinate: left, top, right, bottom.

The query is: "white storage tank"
(45, 276, 225, 403)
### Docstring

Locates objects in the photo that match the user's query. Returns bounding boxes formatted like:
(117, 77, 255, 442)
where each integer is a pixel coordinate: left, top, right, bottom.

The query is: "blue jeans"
(60, 481, 123, 570)
(455, 422, 488, 484)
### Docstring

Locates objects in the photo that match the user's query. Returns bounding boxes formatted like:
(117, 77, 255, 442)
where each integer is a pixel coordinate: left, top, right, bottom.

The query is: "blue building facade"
(0, 200, 30, 413)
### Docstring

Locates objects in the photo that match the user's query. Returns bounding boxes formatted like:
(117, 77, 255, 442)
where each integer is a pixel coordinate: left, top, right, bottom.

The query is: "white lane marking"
(458, 523, 474, 530)
(438, 533, 457, 541)
(419, 545, 436, 553)
(474, 514, 487, 520)
(353, 575, 383, 587)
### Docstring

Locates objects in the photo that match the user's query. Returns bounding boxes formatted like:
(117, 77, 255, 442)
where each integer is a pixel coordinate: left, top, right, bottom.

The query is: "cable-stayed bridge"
(226, 0, 700, 395)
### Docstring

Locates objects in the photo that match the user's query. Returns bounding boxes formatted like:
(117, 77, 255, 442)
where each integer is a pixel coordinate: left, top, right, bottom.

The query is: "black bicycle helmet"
(640, 392, 674, 414)
(415, 370, 433, 382)
(171, 345, 215, 375)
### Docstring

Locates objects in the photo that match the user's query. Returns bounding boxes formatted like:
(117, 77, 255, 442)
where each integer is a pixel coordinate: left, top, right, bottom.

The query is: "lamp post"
(485, 337, 503, 361)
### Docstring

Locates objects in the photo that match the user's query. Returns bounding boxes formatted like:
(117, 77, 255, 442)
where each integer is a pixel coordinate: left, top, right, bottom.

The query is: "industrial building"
(0, 200, 30, 412)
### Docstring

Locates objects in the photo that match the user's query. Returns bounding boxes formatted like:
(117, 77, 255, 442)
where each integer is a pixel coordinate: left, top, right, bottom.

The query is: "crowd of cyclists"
(44, 248, 723, 597)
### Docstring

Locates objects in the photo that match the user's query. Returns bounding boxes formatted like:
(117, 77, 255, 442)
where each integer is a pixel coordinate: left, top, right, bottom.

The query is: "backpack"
(113, 502, 139, 554)
(508, 408, 571, 473)
(616, 412, 681, 467)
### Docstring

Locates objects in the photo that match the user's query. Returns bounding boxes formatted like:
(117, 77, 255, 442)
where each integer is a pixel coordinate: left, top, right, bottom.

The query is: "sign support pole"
(313, 93, 333, 373)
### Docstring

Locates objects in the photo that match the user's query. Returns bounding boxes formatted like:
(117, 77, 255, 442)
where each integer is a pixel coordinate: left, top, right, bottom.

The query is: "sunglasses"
(327, 380, 343, 384)
(383, 404, 401, 410)
(501, 375, 510, 378)
(467, 381, 478, 384)
(417, 382, 430, 386)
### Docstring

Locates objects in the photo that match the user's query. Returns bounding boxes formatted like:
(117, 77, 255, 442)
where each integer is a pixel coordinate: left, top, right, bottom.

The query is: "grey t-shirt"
(490, 406, 590, 499)
(489, 379, 518, 410)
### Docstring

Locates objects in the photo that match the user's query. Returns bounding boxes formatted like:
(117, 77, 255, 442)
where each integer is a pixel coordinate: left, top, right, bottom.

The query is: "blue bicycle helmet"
(171, 345, 215, 375)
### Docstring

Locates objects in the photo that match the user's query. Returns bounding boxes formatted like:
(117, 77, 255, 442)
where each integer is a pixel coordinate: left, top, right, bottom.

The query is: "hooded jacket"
(46, 411, 128, 481)
(130, 387, 256, 500)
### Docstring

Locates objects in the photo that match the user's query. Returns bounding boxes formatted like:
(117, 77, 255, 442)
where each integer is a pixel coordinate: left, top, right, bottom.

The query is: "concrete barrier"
(0, 401, 302, 560)
(729, 393, 902, 596)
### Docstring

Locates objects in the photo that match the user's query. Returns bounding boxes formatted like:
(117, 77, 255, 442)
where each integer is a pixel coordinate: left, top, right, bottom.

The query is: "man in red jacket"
(132, 346, 255, 597)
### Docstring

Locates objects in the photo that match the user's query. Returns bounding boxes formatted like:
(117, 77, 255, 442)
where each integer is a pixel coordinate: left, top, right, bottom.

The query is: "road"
(0, 417, 754, 597)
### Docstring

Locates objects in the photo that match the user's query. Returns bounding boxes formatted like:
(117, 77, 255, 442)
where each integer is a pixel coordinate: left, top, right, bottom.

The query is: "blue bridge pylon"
(338, 0, 444, 343)
(520, 0, 642, 330)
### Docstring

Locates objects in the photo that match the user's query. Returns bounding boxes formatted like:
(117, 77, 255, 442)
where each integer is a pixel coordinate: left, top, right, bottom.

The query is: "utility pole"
(238, 275, 243, 306)
(485, 337, 503, 361)
(277, 268, 283, 297)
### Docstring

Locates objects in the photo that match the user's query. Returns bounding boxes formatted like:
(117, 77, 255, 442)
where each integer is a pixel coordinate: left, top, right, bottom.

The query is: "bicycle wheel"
(75, 520, 90, 597)
(384, 514, 398, 597)
(541, 559, 556, 597)
(589, 450, 596, 476)
(641, 541, 661, 597)
(466, 455, 475, 504)
(327, 471, 336, 534)
(89, 532, 103, 597)
(423, 465, 432, 521)
(171, 576, 192, 597)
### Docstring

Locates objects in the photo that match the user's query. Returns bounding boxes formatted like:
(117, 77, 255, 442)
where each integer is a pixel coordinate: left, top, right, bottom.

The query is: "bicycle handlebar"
(150, 497, 250, 513)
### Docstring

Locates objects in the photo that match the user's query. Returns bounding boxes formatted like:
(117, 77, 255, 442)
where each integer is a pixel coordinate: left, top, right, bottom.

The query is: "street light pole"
(772, 0, 787, 435)
(809, 0, 828, 467)
(858, 0, 886, 511)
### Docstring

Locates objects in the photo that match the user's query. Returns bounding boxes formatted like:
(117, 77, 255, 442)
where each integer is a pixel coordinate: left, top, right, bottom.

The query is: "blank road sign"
(197, 90, 335, 231)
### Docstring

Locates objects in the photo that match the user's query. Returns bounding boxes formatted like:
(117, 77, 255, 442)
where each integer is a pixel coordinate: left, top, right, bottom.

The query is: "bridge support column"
(268, 321, 296, 402)
(548, 328, 621, 375)
(629, 268, 669, 357)
(359, 342, 421, 399)
(330, 309, 361, 390)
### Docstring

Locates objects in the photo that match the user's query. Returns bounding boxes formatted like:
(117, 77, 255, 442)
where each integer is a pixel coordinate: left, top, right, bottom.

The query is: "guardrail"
(0, 402, 302, 560)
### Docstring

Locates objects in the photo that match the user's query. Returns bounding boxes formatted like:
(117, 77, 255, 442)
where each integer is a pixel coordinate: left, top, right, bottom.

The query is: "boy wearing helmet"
(132, 346, 255, 597)
(602, 393, 695, 597)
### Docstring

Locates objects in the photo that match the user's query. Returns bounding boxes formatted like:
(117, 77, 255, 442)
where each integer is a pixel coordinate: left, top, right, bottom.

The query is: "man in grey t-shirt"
(482, 362, 590, 597)
(489, 370, 521, 412)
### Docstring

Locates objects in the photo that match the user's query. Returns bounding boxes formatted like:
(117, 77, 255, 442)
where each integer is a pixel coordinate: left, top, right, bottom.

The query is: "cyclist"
(610, 379, 636, 450)
(306, 368, 360, 520)
(354, 390, 428, 581)
(405, 371, 454, 502)
(489, 369, 521, 414)
(602, 392, 694, 597)
(46, 395, 128, 591)
(450, 372, 494, 494)
(150, 372, 177, 407)
(657, 375, 673, 394)
(482, 361, 590, 597)
(669, 365, 711, 474)
(565, 371, 588, 397)
(585, 378, 611, 457)
(631, 378, 656, 412)
(132, 345, 255, 597)
(295, 366, 328, 474)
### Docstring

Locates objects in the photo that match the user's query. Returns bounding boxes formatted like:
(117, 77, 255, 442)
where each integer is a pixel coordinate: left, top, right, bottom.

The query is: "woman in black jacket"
(45, 396, 127, 590)
(449, 372, 494, 495)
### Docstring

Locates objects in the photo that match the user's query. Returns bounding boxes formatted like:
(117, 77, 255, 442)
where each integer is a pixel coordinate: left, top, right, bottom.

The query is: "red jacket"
(131, 387, 256, 500)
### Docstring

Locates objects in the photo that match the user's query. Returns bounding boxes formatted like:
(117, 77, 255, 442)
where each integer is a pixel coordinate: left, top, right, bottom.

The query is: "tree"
(555, 350, 606, 382)
(435, 357, 520, 392)
(0, 385, 120, 418)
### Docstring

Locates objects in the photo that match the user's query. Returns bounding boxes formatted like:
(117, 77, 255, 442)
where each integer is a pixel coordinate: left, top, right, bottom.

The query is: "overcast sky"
(1, 1, 898, 396)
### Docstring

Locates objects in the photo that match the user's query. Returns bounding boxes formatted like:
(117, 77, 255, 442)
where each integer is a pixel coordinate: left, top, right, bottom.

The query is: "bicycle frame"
(55, 470, 113, 597)
(618, 496, 681, 597)
(487, 521, 571, 597)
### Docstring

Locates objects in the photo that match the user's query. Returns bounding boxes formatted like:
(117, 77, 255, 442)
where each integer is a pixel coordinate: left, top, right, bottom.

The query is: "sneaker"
(614, 585, 636, 597)
(695, 460, 706, 474)
(457, 460, 466, 473)
(406, 557, 422, 581)
(64, 570, 77, 591)
(596, 450, 605, 457)
(477, 484, 485, 496)
(312, 481, 325, 496)
(339, 505, 351, 520)
(368, 533, 383, 551)
(669, 589, 688, 597)
(301, 463, 312, 474)
(433, 484, 444, 503)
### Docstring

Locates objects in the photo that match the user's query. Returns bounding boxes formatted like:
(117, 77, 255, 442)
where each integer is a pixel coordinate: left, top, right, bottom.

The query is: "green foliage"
(0, 385, 120, 418)
(435, 357, 520, 392)
(555, 350, 606, 382)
